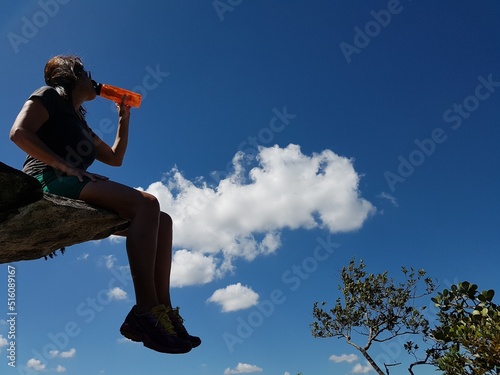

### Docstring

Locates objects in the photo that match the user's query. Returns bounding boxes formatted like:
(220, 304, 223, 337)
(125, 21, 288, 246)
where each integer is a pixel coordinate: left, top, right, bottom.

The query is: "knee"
(136, 192, 160, 216)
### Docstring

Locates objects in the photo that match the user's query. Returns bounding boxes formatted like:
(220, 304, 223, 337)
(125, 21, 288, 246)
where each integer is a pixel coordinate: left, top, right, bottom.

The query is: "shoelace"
(151, 305, 176, 336)
(168, 307, 192, 337)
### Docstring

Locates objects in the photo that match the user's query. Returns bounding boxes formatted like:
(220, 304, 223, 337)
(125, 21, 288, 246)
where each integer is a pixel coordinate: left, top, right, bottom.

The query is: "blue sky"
(1, 1, 500, 374)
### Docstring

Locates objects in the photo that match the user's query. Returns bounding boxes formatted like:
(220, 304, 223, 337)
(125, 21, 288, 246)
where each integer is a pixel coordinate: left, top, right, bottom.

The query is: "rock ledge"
(0, 162, 129, 264)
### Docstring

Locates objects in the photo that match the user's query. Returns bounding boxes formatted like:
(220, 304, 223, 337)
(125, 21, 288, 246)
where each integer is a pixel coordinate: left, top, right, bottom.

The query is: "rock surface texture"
(0, 162, 129, 263)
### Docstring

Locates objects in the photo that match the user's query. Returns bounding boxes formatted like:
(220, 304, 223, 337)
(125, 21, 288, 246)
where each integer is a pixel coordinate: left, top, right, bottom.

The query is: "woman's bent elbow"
(111, 158, 123, 167)
(9, 127, 23, 145)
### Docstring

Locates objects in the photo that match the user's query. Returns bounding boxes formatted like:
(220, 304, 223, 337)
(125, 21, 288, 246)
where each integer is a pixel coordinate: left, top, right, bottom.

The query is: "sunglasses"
(80, 69, 92, 80)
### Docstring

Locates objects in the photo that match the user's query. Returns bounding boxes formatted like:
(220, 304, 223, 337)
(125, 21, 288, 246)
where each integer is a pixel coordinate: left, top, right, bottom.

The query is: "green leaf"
(467, 285, 477, 299)
(485, 289, 495, 301)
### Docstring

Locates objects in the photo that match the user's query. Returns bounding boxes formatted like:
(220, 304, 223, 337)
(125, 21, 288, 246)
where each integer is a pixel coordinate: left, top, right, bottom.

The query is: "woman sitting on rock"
(9, 54, 200, 354)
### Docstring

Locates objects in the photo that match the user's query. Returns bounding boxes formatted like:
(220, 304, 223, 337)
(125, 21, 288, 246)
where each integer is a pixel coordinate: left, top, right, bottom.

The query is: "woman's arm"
(10, 99, 104, 182)
(11, 100, 51, 161)
(95, 102, 130, 167)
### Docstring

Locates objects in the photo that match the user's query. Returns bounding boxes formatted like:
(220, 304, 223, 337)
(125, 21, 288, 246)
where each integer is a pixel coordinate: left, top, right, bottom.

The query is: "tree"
(431, 281, 500, 375)
(311, 258, 437, 375)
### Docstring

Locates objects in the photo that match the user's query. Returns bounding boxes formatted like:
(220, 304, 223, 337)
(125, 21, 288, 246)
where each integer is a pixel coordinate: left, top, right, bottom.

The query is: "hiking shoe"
(120, 304, 192, 354)
(167, 307, 202, 348)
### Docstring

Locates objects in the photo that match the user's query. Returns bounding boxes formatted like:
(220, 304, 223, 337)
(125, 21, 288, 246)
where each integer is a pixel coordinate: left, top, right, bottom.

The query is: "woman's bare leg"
(155, 212, 173, 308)
(103, 204, 175, 307)
(78, 179, 161, 313)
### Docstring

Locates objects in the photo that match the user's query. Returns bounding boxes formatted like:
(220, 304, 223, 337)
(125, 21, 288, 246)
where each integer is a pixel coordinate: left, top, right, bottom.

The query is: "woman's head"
(44, 55, 86, 98)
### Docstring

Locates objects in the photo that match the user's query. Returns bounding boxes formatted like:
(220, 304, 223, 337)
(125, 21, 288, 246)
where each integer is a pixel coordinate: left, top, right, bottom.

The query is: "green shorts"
(33, 169, 91, 200)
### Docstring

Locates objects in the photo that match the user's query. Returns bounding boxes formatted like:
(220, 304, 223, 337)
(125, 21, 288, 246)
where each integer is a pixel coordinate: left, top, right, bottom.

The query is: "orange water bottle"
(93, 81, 142, 108)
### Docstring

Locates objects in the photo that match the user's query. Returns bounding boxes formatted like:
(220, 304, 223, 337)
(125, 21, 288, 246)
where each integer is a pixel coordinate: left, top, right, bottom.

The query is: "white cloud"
(26, 358, 46, 371)
(207, 283, 259, 312)
(117, 337, 140, 344)
(49, 348, 76, 358)
(108, 235, 125, 244)
(330, 353, 358, 363)
(224, 363, 263, 374)
(56, 365, 67, 372)
(0, 335, 7, 351)
(141, 144, 374, 286)
(107, 287, 128, 301)
(170, 249, 218, 287)
(60, 348, 76, 358)
(102, 255, 117, 269)
(77, 253, 89, 261)
(352, 362, 373, 374)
